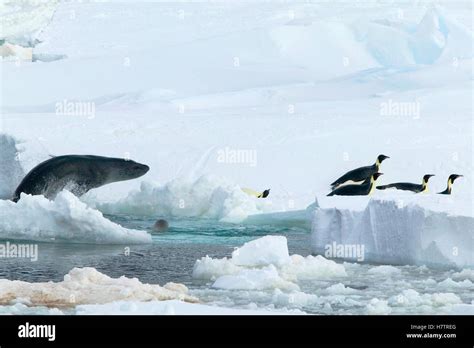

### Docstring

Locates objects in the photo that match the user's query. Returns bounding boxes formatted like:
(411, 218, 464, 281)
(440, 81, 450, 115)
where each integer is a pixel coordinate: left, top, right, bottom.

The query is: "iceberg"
(311, 199, 473, 267)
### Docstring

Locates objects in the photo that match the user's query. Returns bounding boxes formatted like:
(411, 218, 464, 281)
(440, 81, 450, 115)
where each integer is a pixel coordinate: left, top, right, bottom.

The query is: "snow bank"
(0, 134, 24, 199)
(75, 299, 279, 315)
(0, 267, 196, 308)
(311, 199, 474, 267)
(0, 191, 151, 244)
(193, 236, 346, 290)
(97, 176, 279, 223)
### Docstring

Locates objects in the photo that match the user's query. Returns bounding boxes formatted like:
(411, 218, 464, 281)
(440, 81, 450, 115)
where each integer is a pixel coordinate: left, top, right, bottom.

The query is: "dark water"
(1, 215, 472, 315)
(0, 215, 311, 286)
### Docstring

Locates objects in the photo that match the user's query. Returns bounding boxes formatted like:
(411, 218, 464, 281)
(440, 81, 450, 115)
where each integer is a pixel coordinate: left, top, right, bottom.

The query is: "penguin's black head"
(449, 174, 463, 183)
(262, 189, 270, 198)
(373, 172, 383, 180)
(377, 154, 390, 163)
(423, 174, 435, 182)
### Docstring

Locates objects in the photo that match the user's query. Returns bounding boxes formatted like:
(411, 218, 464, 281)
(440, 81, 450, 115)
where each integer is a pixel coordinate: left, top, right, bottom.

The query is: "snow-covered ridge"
(311, 199, 474, 267)
(4, 4, 473, 108)
(0, 267, 196, 308)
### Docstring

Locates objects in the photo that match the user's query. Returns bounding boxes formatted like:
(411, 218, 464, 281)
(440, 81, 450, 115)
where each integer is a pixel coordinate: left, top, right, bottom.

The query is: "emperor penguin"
(438, 174, 463, 195)
(327, 173, 383, 196)
(376, 174, 435, 193)
(330, 154, 389, 189)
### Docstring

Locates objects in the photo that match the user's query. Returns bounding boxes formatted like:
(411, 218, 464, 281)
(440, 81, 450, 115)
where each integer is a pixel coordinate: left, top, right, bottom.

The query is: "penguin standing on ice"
(438, 174, 463, 195)
(330, 154, 389, 189)
(376, 174, 435, 193)
(327, 173, 383, 196)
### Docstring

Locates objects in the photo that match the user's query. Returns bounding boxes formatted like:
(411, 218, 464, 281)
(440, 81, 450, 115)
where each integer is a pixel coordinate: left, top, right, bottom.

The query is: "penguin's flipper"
(241, 187, 262, 198)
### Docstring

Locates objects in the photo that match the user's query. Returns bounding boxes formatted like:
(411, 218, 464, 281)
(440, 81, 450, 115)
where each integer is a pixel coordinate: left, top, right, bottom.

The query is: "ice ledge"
(311, 199, 473, 268)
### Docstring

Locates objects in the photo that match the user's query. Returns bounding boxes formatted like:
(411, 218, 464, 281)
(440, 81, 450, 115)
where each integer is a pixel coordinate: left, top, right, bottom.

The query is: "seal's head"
(104, 158, 149, 183)
(153, 219, 169, 232)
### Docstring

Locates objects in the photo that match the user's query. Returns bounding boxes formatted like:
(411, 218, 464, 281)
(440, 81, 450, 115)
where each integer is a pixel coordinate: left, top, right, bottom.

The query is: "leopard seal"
(12, 155, 149, 202)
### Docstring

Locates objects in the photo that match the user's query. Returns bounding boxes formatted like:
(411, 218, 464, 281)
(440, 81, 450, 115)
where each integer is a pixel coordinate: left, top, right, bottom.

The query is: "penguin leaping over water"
(327, 173, 383, 196)
(242, 188, 270, 198)
(330, 154, 389, 189)
(438, 174, 463, 195)
(376, 174, 435, 193)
